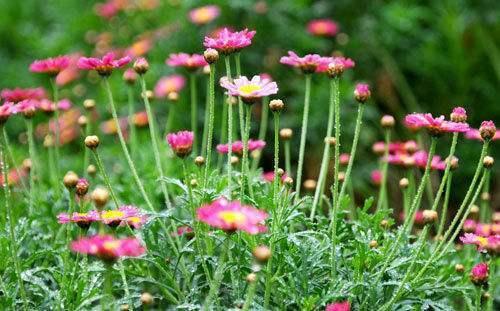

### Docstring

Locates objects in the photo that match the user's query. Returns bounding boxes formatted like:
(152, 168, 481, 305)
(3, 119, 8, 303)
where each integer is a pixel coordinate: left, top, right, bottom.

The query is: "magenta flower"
(71, 235, 146, 262)
(339, 153, 350, 166)
(413, 151, 446, 171)
(470, 262, 489, 285)
(371, 170, 382, 186)
(262, 171, 288, 183)
(460, 233, 499, 253)
(354, 83, 371, 103)
(317, 56, 355, 74)
(57, 211, 100, 229)
(1, 87, 46, 103)
(307, 19, 339, 37)
(77, 52, 131, 76)
(16, 99, 38, 117)
(0, 102, 17, 124)
(172, 226, 194, 238)
(479, 120, 497, 140)
(197, 198, 268, 234)
(464, 128, 500, 141)
(203, 28, 256, 55)
(167, 130, 194, 157)
(463, 219, 477, 233)
(30, 55, 70, 75)
(100, 205, 141, 227)
(404, 113, 469, 136)
(325, 301, 350, 311)
(154, 75, 186, 98)
(216, 139, 265, 155)
(220, 75, 278, 104)
(280, 51, 323, 73)
(188, 5, 220, 25)
(166, 53, 208, 70)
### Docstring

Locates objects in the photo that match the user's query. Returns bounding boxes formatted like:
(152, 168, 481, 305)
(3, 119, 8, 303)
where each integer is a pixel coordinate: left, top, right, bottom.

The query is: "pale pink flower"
(404, 113, 469, 136)
(0, 102, 17, 123)
(1, 87, 46, 102)
(216, 139, 265, 155)
(154, 75, 186, 98)
(57, 211, 100, 229)
(167, 130, 194, 157)
(220, 75, 278, 103)
(189, 5, 220, 25)
(280, 51, 323, 73)
(30, 55, 70, 75)
(71, 235, 146, 261)
(413, 151, 446, 171)
(166, 53, 207, 70)
(56, 53, 81, 86)
(197, 198, 268, 234)
(172, 226, 194, 238)
(203, 28, 256, 54)
(325, 301, 350, 311)
(307, 19, 339, 37)
(77, 52, 131, 76)
(16, 99, 38, 117)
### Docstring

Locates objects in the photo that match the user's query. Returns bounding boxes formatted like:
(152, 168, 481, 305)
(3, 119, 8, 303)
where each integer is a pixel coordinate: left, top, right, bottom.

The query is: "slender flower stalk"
(139, 73, 172, 209)
(189, 73, 198, 155)
(127, 86, 138, 157)
(203, 55, 217, 185)
(311, 78, 337, 219)
(82, 104, 93, 176)
(270, 101, 284, 205)
(50, 79, 61, 189)
(217, 97, 228, 169)
(251, 96, 269, 170)
(437, 171, 453, 237)
(2, 128, 28, 193)
(375, 128, 392, 211)
(241, 104, 252, 198)
(25, 118, 37, 213)
(224, 56, 234, 197)
(118, 261, 132, 309)
(90, 148, 120, 209)
(242, 274, 258, 311)
(0, 125, 29, 310)
(103, 264, 114, 309)
(234, 53, 246, 140)
(203, 238, 230, 309)
(479, 170, 490, 222)
(294, 74, 312, 202)
(283, 135, 292, 175)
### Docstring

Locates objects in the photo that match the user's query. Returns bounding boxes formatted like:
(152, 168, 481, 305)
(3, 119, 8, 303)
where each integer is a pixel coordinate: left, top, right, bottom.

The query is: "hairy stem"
(204, 64, 216, 186)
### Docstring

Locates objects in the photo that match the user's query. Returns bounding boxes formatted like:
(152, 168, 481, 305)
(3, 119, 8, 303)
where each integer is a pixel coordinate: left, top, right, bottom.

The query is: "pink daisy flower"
(262, 171, 288, 183)
(413, 151, 446, 171)
(154, 75, 186, 98)
(30, 55, 71, 75)
(203, 28, 256, 54)
(307, 19, 339, 37)
(71, 235, 146, 262)
(197, 198, 268, 234)
(16, 99, 38, 117)
(166, 130, 194, 158)
(216, 139, 265, 155)
(280, 51, 323, 73)
(100, 205, 141, 227)
(77, 52, 131, 76)
(326, 301, 350, 311)
(188, 5, 220, 25)
(0, 102, 17, 123)
(220, 75, 278, 104)
(1, 87, 46, 102)
(460, 233, 499, 253)
(57, 211, 100, 229)
(166, 53, 208, 71)
(470, 262, 489, 285)
(404, 113, 469, 136)
(171, 226, 194, 239)
(317, 56, 355, 73)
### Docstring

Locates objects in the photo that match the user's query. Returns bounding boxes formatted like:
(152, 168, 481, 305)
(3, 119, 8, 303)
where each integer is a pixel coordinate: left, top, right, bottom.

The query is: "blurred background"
(0, 0, 499, 211)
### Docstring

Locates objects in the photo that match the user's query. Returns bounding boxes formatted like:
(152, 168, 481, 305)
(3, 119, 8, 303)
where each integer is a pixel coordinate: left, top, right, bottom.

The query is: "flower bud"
(231, 156, 239, 165)
(246, 273, 257, 283)
(87, 164, 97, 176)
(337, 171, 345, 183)
(380, 115, 395, 128)
(250, 150, 261, 159)
(22, 158, 32, 172)
(303, 179, 317, 191)
(483, 156, 494, 168)
(492, 212, 500, 223)
(399, 178, 409, 189)
(194, 156, 205, 166)
(269, 99, 285, 112)
(380, 219, 390, 228)
(76, 178, 90, 197)
(167, 92, 179, 102)
(447, 156, 459, 170)
(63, 171, 79, 189)
(283, 176, 293, 187)
(470, 205, 480, 216)
(133, 57, 149, 75)
(327, 61, 344, 78)
(422, 210, 438, 224)
(83, 99, 96, 110)
(123, 69, 137, 85)
(203, 48, 219, 64)
(450, 107, 467, 123)
(325, 137, 336, 146)
(91, 187, 109, 208)
(354, 83, 371, 103)
(85, 135, 100, 149)
(455, 264, 464, 273)
(369, 240, 378, 249)
(252, 245, 271, 263)
(280, 128, 293, 140)
(44, 134, 55, 148)
(277, 168, 285, 177)
(372, 142, 385, 155)
(481, 192, 490, 201)
(120, 304, 130, 311)
(470, 262, 489, 286)
(190, 179, 198, 188)
(78, 115, 88, 126)
(202, 65, 211, 75)
(140, 292, 154, 305)
(479, 121, 496, 141)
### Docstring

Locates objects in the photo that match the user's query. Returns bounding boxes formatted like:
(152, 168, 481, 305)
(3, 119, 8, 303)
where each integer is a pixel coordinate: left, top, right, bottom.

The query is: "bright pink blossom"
(216, 139, 266, 155)
(197, 198, 268, 234)
(167, 130, 194, 157)
(189, 5, 220, 25)
(339, 153, 350, 166)
(0, 102, 17, 123)
(325, 301, 350, 311)
(220, 75, 278, 103)
(71, 235, 146, 261)
(280, 51, 323, 73)
(30, 55, 70, 75)
(307, 19, 339, 37)
(470, 262, 489, 285)
(154, 75, 186, 98)
(77, 52, 131, 76)
(262, 171, 288, 183)
(404, 113, 469, 135)
(203, 28, 256, 54)
(1, 87, 46, 102)
(371, 170, 382, 186)
(354, 83, 371, 103)
(57, 211, 100, 229)
(100, 206, 142, 227)
(166, 53, 207, 70)
(16, 99, 38, 116)
(413, 151, 446, 171)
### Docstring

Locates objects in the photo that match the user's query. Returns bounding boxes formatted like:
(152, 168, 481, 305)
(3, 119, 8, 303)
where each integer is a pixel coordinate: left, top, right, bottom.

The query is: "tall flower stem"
(294, 74, 312, 202)
(251, 96, 269, 171)
(479, 170, 490, 222)
(103, 264, 114, 309)
(331, 76, 342, 214)
(201, 77, 210, 157)
(330, 103, 365, 279)
(82, 110, 92, 176)
(203, 237, 230, 309)
(0, 125, 29, 310)
(140, 76, 172, 209)
(437, 172, 452, 238)
(272, 110, 280, 205)
(217, 97, 228, 169)
(234, 53, 245, 140)
(127, 86, 138, 158)
(284, 140, 291, 175)
(189, 73, 198, 155)
(240, 104, 252, 199)
(25, 118, 37, 214)
(102, 78, 155, 212)
(165, 101, 175, 136)
(242, 275, 258, 311)
(50, 79, 61, 187)
(311, 78, 338, 219)
(91, 149, 120, 209)
(224, 57, 234, 197)
(204, 63, 216, 186)
(376, 129, 391, 211)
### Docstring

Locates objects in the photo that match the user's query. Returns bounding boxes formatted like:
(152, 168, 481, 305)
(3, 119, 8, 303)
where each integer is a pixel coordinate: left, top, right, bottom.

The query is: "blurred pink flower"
(189, 5, 220, 25)
(262, 171, 288, 183)
(203, 28, 256, 54)
(30, 55, 71, 75)
(166, 53, 207, 70)
(307, 19, 339, 37)
(0, 102, 17, 123)
(1, 87, 46, 102)
(470, 262, 489, 285)
(280, 51, 323, 73)
(71, 235, 146, 261)
(216, 139, 266, 155)
(326, 301, 350, 311)
(154, 75, 186, 98)
(77, 52, 131, 76)
(371, 170, 382, 186)
(57, 211, 100, 229)
(404, 113, 469, 136)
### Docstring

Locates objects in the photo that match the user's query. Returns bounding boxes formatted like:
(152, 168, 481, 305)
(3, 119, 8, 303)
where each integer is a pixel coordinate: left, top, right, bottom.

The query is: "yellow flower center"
(101, 210, 125, 220)
(477, 236, 488, 247)
(103, 241, 120, 251)
(218, 211, 246, 225)
(238, 84, 261, 95)
(127, 216, 141, 224)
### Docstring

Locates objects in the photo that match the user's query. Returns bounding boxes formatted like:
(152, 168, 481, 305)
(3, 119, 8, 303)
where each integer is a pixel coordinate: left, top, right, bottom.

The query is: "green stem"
(103, 264, 114, 310)
(165, 101, 175, 135)
(437, 172, 453, 238)
(234, 53, 245, 141)
(91, 150, 120, 209)
(190, 73, 198, 155)
(2, 128, 28, 193)
(331, 75, 342, 216)
(294, 74, 312, 202)
(127, 86, 138, 158)
(201, 77, 210, 157)
(480, 170, 490, 222)
(26, 118, 37, 214)
(430, 133, 458, 213)
(475, 287, 482, 311)
(140, 76, 171, 209)
(204, 64, 216, 186)
(83, 110, 91, 176)
(251, 96, 269, 171)
(241, 104, 252, 200)
(0, 125, 29, 310)
(311, 78, 337, 219)
(273, 112, 280, 206)
(224, 57, 234, 198)
(242, 277, 258, 311)
(284, 140, 291, 176)
(118, 261, 133, 311)
(376, 129, 391, 211)
(102, 78, 155, 212)
(203, 237, 230, 310)
(50, 79, 61, 189)
(218, 97, 228, 169)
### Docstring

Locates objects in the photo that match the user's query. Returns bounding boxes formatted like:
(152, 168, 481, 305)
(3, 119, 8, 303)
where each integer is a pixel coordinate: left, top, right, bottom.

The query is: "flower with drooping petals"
(154, 75, 186, 98)
(57, 210, 100, 229)
(1, 87, 46, 102)
(307, 19, 339, 37)
(0, 102, 17, 124)
(465, 128, 500, 141)
(77, 52, 131, 76)
(197, 198, 268, 234)
(354, 83, 371, 103)
(404, 113, 469, 136)
(167, 130, 194, 157)
(470, 262, 489, 286)
(100, 205, 141, 227)
(203, 28, 256, 55)
(323, 56, 355, 76)
(166, 53, 208, 71)
(325, 301, 350, 311)
(216, 139, 266, 155)
(220, 75, 278, 104)
(30, 55, 70, 76)
(280, 51, 323, 73)
(71, 235, 146, 262)
(189, 5, 220, 25)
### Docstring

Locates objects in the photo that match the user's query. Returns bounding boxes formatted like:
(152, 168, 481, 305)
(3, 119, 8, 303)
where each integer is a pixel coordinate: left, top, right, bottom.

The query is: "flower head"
(470, 262, 489, 286)
(262, 171, 288, 183)
(154, 75, 186, 98)
(325, 301, 350, 311)
(189, 5, 220, 25)
(100, 205, 142, 227)
(354, 83, 371, 103)
(463, 219, 477, 233)
(172, 226, 194, 239)
(324, 56, 355, 76)
(280, 51, 323, 73)
(71, 235, 146, 262)
(1, 87, 46, 102)
(460, 233, 499, 253)
(479, 121, 496, 141)
(371, 170, 382, 186)
(30, 55, 70, 75)
(0, 102, 17, 124)
(167, 130, 194, 157)
(203, 28, 256, 55)
(16, 99, 38, 118)
(413, 151, 446, 171)
(57, 211, 100, 229)
(216, 139, 265, 155)
(404, 113, 469, 136)
(166, 53, 207, 70)
(220, 75, 278, 104)
(197, 198, 268, 234)
(307, 19, 339, 37)
(77, 52, 131, 76)
(450, 107, 467, 123)
(464, 128, 500, 141)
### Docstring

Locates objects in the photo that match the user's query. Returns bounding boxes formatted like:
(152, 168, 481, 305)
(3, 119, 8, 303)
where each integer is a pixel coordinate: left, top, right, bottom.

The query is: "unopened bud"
(252, 245, 271, 263)
(381, 115, 395, 128)
(78, 115, 88, 126)
(269, 99, 284, 112)
(44, 135, 55, 148)
(203, 48, 219, 64)
(190, 179, 198, 188)
(450, 107, 467, 123)
(483, 156, 494, 168)
(63, 171, 79, 189)
(167, 92, 179, 102)
(194, 156, 205, 166)
(481, 192, 490, 201)
(447, 156, 459, 170)
(133, 57, 149, 75)
(277, 168, 285, 177)
(202, 65, 211, 75)
(123, 69, 137, 85)
(470, 205, 480, 216)
(22, 158, 32, 171)
(354, 83, 371, 103)
(337, 171, 345, 183)
(91, 187, 109, 208)
(142, 90, 154, 101)
(423, 210, 438, 224)
(455, 264, 464, 273)
(140, 292, 154, 305)
(479, 121, 496, 141)
(246, 273, 257, 283)
(399, 178, 409, 189)
(84, 135, 100, 149)
(87, 164, 97, 176)
(380, 219, 390, 228)
(369, 240, 378, 249)
(231, 156, 239, 165)
(280, 128, 293, 140)
(303, 179, 317, 191)
(83, 99, 96, 110)
(325, 137, 336, 146)
(76, 178, 90, 197)
(283, 176, 293, 187)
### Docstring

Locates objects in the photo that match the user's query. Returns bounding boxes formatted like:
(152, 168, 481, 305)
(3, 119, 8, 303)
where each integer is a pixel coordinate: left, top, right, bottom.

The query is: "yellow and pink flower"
(154, 75, 186, 98)
(220, 75, 278, 104)
(71, 235, 146, 262)
(30, 55, 71, 76)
